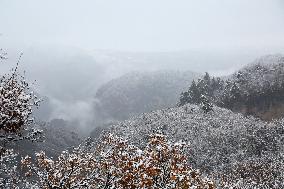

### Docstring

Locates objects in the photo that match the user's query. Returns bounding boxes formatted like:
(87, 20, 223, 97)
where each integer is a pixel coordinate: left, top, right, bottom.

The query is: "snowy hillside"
(179, 54, 284, 121)
(225, 54, 284, 119)
(230, 54, 284, 93)
(107, 104, 284, 188)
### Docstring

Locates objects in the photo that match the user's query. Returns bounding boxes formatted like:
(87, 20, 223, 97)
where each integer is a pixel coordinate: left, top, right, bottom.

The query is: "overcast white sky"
(1, 0, 284, 52)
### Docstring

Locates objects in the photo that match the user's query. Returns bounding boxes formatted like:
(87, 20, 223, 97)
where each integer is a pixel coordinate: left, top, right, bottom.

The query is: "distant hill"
(94, 70, 200, 122)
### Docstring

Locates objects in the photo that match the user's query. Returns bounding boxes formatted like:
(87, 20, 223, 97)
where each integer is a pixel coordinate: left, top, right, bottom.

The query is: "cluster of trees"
(178, 73, 222, 106)
(220, 155, 284, 188)
(178, 72, 221, 112)
(178, 61, 284, 119)
(22, 133, 214, 189)
(178, 72, 245, 109)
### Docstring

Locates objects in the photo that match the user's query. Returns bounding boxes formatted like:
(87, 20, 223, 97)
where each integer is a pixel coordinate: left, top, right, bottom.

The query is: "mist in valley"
(1, 1, 284, 188)
(1, 1, 284, 130)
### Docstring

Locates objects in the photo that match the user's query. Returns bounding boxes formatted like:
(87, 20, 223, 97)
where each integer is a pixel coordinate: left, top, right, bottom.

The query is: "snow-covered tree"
(0, 148, 18, 188)
(200, 95, 213, 113)
(178, 73, 222, 107)
(0, 55, 42, 141)
(220, 155, 284, 189)
(178, 91, 189, 106)
(0, 52, 42, 188)
(22, 133, 215, 189)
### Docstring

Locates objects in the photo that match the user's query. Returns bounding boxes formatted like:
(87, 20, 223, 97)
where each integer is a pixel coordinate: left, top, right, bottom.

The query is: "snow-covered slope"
(230, 54, 284, 91)
(227, 54, 284, 120)
(178, 54, 284, 120)
(107, 104, 284, 187)
(94, 70, 200, 122)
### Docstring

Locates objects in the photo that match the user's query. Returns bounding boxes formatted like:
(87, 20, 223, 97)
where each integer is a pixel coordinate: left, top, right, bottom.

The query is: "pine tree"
(230, 82, 241, 101)
(178, 80, 201, 106)
(200, 94, 213, 113)
(188, 80, 200, 103)
(178, 91, 189, 106)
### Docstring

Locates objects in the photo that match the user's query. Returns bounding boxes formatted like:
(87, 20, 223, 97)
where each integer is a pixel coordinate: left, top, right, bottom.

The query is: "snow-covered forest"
(1, 49, 284, 188)
(1, 0, 284, 188)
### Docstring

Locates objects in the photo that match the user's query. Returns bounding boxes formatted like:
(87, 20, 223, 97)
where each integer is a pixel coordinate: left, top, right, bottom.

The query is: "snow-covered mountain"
(107, 103, 284, 188)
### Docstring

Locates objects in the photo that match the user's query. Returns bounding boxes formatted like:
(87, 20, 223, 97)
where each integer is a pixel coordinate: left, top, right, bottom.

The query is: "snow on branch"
(22, 133, 215, 189)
